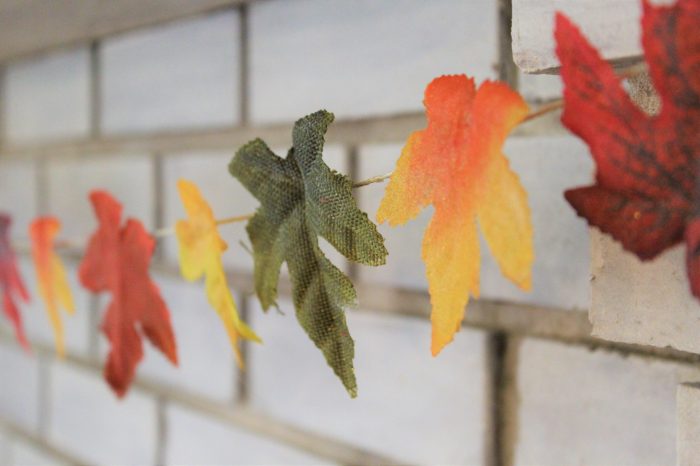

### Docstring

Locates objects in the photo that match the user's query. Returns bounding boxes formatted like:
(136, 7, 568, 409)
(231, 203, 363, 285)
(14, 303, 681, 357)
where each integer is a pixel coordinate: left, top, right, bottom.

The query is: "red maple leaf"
(0, 214, 30, 349)
(79, 191, 177, 397)
(556, 0, 700, 297)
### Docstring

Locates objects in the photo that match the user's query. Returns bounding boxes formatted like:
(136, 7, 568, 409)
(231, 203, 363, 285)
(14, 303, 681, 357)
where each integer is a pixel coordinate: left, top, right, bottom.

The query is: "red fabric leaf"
(0, 214, 30, 349)
(79, 191, 177, 397)
(556, 0, 700, 297)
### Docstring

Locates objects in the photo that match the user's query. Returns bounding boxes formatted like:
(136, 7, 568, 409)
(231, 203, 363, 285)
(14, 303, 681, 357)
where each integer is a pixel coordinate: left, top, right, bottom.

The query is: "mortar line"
(0, 65, 6, 149)
(238, 3, 250, 125)
(37, 353, 52, 439)
(89, 41, 101, 138)
(154, 396, 168, 466)
(235, 293, 251, 404)
(0, 417, 89, 466)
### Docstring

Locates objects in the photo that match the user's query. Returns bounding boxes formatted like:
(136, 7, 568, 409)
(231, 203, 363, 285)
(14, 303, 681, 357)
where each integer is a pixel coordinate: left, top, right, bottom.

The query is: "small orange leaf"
(30, 217, 75, 357)
(174, 179, 261, 367)
(377, 75, 533, 355)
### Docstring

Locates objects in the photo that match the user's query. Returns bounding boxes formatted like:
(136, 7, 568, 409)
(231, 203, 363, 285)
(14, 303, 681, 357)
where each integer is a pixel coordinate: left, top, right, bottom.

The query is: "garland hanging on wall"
(0, 0, 696, 399)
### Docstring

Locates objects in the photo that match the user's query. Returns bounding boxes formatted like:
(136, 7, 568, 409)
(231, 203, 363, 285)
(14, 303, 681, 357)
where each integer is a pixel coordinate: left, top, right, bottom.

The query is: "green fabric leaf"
(229, 110, 387, 397)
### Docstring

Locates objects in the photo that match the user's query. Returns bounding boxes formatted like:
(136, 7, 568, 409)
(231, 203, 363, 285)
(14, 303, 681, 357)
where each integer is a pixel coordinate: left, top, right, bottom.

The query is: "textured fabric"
(230, 110, 387, 397)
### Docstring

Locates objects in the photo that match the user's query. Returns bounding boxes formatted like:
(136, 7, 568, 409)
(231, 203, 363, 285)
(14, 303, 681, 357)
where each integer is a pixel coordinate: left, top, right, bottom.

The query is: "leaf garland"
(174, 178, 261, 366)
(30, 216, 74, 356)
(230, 110, 387, 397)
(79, 191, 178, 397)
(555, 0, 700, 298)
(377, 75, 533, 355)
(0, 214, 30, 349)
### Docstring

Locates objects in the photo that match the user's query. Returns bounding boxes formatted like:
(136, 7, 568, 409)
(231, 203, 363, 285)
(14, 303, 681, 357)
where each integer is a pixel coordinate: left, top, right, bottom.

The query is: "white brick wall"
(0, 0, 692, 464)
(101, 11, 240, 133)
(250, 0, 498, 123)
(165, 405, 333, 465)
(0, 160, 36, 234)
(3, 48, 90, 143)
(0, 344, 39, 432)
(515, 339, 700, 465)
(249, 299, 488, 465)
(48, 363, 158, 466)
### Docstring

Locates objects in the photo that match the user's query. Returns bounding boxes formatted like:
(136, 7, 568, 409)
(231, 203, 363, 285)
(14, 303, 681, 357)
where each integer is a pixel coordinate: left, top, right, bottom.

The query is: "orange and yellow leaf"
(30, 217, 74, 357)
(174, 179, 261, 366)
(377, 75, 533, 355)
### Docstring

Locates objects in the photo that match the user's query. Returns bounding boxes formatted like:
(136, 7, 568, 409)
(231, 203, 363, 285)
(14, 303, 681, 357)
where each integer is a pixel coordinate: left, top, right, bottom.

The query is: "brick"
(512, 0, 640, 73)
(515, 339, 700, 465)
(101, 11, 239, 134)
(9, 440, 70, 466)
(249, 299, 487, 465)
(590, 233, 700, 353)
(17, 258, 92, 358)
(0, 430, 8, 466)
(357, 137, 593, 311)
(165, 404, 334, 465)
(48, 363, 157, 466)
(250, 0, 498, 123)
(3, 47, 90, 143)
(137, 275, 237, 402)
(161, 147, 348, 274)
(0, 344, 39, 431)
(46, 155, 154, 240)
(0, 160, 37, 235)
(678, 383, 700, 465)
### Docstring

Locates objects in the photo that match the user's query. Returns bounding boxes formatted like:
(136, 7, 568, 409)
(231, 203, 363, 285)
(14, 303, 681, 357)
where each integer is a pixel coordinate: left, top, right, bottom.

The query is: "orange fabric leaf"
(30, 217, 75, 357)
(0, 214, 30, 350)
(174, 179, 260, 367)
(377, 75, 533, 355)
(79, 191, 178, 397)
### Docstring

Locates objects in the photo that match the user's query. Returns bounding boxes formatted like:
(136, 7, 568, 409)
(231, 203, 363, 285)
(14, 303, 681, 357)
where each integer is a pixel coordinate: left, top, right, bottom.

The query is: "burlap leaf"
(230, 110, 387, 397)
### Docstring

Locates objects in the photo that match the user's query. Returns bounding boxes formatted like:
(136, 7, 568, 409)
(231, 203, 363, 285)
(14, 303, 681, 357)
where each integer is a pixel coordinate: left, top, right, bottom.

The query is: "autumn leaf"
(377, 75, 533, 356)
(230, 110, 387, 397)
(79, 191, 177, 397)
(174, 179, 261, 366)
(555, 0, 700, 297)
(0, 214, 30, 350)
(30, 217, 75, 357)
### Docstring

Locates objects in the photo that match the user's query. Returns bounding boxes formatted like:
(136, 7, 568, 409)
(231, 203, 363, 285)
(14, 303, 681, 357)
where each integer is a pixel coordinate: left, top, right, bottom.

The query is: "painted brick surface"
(678, 383, 700, 465)
(515, 339, 700, 465)
(18, 259, 92, 358)
(357, 137, 592, 311)
(166, 405, 335, 465)
(590, 232, 700, 353)
(250, 0, 497, 123)
(249, 299, 487, 465)
(137, 276, 237, 402)
(46, 155, 154, 240)
(0, 161, 37, 236)
(512, 0, 640, 73)
(0, 344, 39, 431)
(101, 11, 239, 134)
(8, 439, 70, 466)
(3, 48, 90, 143)
(48, 363, 157, 466)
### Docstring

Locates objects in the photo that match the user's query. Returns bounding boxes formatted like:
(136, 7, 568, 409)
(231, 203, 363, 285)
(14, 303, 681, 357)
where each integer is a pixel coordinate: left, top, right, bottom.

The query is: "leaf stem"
(352, 172, 393, 188)
(520, 62, 647, 123)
